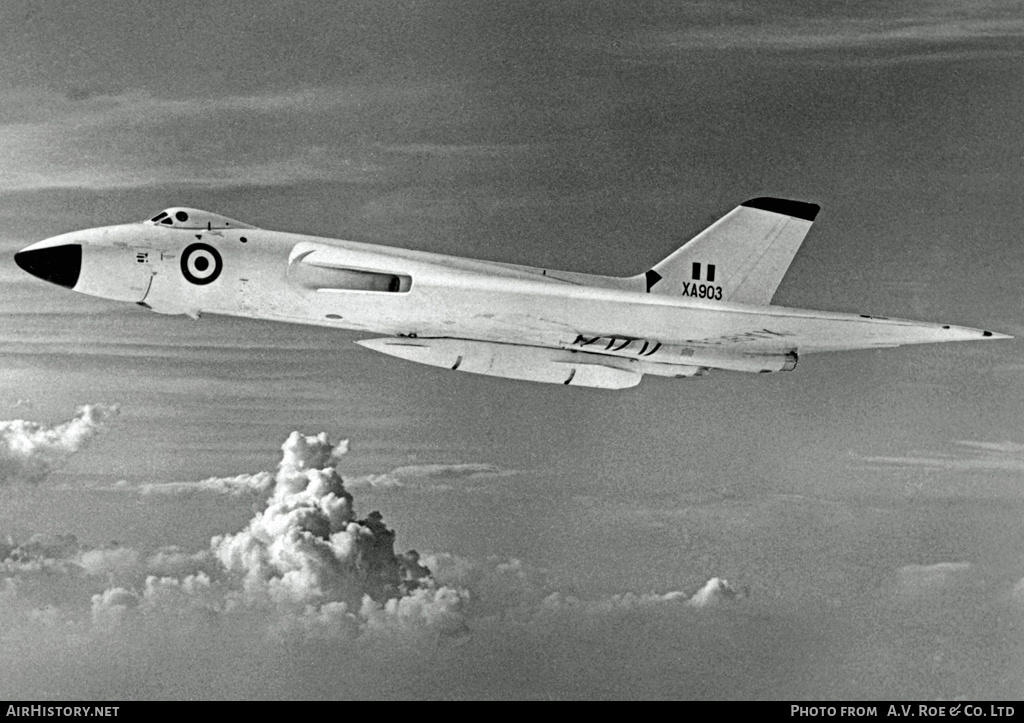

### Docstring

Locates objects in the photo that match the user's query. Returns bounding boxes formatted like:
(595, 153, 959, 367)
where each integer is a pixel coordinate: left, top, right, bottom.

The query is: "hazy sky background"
(2, 0, 1024, 700)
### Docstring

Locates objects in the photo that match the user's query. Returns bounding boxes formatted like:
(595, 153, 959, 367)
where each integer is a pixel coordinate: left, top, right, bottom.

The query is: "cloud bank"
(859, 439, 1024, 476)
(0, 404, 118, 484)
(346, 462, 520, 492)
(626, 2, 1024, 55)
(0, 426, 735, 698)
(9, 412, 1019, 699)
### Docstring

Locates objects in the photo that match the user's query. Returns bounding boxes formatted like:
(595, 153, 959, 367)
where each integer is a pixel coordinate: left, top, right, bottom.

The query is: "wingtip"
(937, 323, 1011, 340)
(982, 330, 1013, 340)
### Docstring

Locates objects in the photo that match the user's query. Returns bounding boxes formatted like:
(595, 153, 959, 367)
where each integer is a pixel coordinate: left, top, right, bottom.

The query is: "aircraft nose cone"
(14, 244, 82, 289)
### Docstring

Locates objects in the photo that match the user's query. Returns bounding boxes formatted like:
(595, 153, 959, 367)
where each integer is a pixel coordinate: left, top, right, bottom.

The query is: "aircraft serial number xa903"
(680, 282, 722, 300)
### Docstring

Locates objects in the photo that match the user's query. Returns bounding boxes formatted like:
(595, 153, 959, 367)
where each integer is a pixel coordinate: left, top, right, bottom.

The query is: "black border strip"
(741, 197, 820, 221)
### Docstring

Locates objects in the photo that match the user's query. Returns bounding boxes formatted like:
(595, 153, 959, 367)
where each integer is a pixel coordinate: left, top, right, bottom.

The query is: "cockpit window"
(144, 207, 257, 230)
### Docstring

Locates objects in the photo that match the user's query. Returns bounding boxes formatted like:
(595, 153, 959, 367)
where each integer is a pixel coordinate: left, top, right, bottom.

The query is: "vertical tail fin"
(637, 197, 819, 305)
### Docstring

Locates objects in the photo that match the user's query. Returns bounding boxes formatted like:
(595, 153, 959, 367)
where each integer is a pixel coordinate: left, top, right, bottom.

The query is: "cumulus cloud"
(0, 534, 81, 573)
(79, 547, 141, 579)
(91, 432, 466, 641)
(687, 577, 740, 608)
(207, 432, 448, 622)
(0, 404, 118, 484)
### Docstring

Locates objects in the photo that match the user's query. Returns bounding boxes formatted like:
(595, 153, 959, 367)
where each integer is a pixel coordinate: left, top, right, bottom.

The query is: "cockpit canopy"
(146, 207, 257, 230)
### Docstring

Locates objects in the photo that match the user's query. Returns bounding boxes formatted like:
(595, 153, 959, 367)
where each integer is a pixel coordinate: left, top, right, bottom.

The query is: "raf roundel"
(180, 243, 223, 285)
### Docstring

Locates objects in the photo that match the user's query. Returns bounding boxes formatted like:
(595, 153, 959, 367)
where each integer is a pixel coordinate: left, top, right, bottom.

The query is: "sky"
(2, 0, 1024, 700)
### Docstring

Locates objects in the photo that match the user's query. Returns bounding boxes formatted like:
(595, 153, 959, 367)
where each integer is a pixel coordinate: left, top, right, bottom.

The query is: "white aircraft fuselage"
(15, 200, 1009, 388)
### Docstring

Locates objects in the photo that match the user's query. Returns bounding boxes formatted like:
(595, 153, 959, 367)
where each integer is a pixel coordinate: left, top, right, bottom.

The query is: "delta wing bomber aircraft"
(15, 198, 1009, 389)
